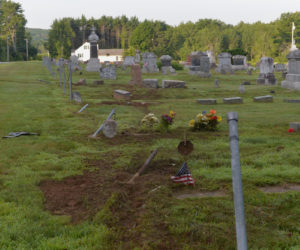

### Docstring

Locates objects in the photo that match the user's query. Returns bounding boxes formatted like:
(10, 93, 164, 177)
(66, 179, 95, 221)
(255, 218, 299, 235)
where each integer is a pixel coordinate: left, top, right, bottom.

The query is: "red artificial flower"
(288, 128, 295, 133)
(212, 116, 217, 120)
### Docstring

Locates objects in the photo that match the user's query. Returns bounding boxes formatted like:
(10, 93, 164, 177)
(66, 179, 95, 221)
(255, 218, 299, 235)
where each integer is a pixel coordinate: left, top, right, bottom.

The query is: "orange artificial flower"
(210, 109, 216, 115)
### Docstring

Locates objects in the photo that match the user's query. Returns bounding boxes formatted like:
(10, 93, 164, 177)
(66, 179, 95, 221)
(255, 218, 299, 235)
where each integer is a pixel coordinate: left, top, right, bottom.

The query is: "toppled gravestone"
(253, 95, 273, 102)
(142, 79, 159, 88)
(196, 99, 217, 105)
(223, 97, 243, 104)
(114, 89, 131, 101)
(162, 80, 185, 88)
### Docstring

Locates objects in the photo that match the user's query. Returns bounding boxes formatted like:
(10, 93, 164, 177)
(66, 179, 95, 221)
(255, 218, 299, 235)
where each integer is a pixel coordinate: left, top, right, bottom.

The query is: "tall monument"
(86, 27, 101, 72)
(291, 22, 297, 51)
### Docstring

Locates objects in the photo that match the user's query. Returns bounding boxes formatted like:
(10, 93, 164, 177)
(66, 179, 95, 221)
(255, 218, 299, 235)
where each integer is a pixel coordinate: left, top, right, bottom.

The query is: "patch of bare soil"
(40, 158, 182, 248)
(259, 184, 300, 193)
(175, 190, 227, 199)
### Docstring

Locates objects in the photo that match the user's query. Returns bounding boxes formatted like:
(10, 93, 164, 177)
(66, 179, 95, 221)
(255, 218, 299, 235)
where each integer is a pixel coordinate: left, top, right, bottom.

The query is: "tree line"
(47, 12, 300, 63)
(0, 0, 37, 61)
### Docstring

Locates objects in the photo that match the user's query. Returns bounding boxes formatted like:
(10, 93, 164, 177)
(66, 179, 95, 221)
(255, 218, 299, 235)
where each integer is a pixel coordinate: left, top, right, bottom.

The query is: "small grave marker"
(223, 97, 243, 104)
(253, 95, 273, 103)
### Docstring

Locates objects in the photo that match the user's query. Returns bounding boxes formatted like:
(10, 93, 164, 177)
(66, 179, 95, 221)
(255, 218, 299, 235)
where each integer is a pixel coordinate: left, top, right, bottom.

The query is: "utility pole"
(24, 39, 29, 61)
(6, 37, 9, 62)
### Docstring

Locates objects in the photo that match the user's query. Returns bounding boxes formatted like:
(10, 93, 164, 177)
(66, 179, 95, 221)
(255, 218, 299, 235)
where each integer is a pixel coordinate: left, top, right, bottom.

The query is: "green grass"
(0, 61, 300, 249)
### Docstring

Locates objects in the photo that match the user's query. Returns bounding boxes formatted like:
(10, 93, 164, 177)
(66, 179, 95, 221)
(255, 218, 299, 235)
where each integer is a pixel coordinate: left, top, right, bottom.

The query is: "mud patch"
(259, 184, 300, 194)
(40, 159, 176, 223)
(175, 190, 227, 199)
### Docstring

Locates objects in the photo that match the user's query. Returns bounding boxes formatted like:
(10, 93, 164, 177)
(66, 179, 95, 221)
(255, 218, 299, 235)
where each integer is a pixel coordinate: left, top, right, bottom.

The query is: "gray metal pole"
(92, 108, 116, 137)
(6, 37, 9, 62)
(69, 62, 73, 101)
(63, 63, 66, 95)
(25, 39, 28, 61)
(227, 112, 248, 250)
(78, 104, 89, 113)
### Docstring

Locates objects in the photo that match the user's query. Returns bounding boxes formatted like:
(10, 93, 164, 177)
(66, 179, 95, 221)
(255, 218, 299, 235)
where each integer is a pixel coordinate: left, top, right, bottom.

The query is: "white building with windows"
(72, 42, 123, 63)
(98, 49, 124, 63)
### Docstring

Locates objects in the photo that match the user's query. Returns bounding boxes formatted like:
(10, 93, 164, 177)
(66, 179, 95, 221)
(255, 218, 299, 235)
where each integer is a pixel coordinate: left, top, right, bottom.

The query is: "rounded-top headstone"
(160, 55, 172, 66)
(88, 27, 99, 43)
(103, 120, 117, 138)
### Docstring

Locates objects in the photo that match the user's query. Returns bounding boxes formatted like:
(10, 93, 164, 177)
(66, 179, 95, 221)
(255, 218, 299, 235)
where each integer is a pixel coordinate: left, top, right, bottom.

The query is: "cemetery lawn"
(0, 61, 300, 249)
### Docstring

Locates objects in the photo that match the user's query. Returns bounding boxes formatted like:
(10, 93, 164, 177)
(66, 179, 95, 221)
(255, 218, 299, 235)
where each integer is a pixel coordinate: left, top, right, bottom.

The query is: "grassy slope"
(0, 61, 300, 249)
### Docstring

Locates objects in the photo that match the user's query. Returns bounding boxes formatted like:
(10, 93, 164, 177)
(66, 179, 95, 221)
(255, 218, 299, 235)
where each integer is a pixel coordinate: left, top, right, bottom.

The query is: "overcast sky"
(18, 0, 300, 29)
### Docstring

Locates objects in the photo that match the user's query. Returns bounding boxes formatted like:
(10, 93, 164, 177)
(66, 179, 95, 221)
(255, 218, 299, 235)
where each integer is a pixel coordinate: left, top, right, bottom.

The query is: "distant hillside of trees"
(26, 28, 49, 54)
(0, 0, 38, 61)
(46, 12, 300, 63)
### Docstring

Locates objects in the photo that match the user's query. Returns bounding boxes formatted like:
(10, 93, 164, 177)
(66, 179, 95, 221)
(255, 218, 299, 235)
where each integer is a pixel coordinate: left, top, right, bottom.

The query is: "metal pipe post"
(227, 112, 247, 250)
(69, 62, 73, 101)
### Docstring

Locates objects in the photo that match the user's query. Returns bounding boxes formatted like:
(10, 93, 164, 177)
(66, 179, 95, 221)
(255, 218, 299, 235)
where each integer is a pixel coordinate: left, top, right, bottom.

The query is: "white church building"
(73, 42, 124, 63)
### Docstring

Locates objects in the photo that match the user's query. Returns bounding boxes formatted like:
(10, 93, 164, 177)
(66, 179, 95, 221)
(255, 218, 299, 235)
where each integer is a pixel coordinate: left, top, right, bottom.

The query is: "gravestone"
(142, 79, 159, 88)
(253, 95, 273, 102)
(223, 97, 243, 104)
(239, 84, 245, 94)
(114, 89, 131, 101)
(100, 64, 116, 80)
(162, 80, 185, 88)
(135, 50, 141, 63)
(274, 63, 287, 72)
(76, 79, 87, 85)
(103, 120, 118, 138)
(129, 64, 142, 85)
(86, 27, 101, 72)
(189, 51, 211, 77)
(160, 55, 176, 75)
(123, 56, 135, 69)
(232, 55, 248, 71)
(196, 99, 217, 105)
(93, 80, 104, 85)
(257, 57, 277, 85)
(290, 122, 300, 131)
(69, 55, 82, 72)
(284, 99, 300, 103)
(72, 92, 82, 103)
(214, 79, 219, 88)
(281, 49, 300, 90)
(142, 52, 159, 73)
(242, 81, 251, 85)
(216, 52, 232, 74)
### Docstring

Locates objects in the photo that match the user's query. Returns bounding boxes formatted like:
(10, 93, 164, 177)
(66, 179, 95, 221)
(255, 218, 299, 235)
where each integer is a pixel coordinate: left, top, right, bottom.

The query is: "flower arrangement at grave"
(189, 110, 222, 131)
(141, 113, 159, 129)
(159, 110, 176, 131)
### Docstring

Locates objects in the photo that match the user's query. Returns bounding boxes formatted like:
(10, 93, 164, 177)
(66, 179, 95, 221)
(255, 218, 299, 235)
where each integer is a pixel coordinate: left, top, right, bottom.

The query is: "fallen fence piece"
(3, 132, 40, 139)
(92, 108, 116, 137)
(78, 104, 89, 113)
(127, 149, 158, 184)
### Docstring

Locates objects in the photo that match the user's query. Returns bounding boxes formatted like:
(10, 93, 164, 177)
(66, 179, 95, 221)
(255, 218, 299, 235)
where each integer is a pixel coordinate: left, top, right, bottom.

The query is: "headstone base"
(86, 58, 101, 72)
(257, 73, 277, 85)
(161, 66, 176, 75)
(281, 74, 300, 90)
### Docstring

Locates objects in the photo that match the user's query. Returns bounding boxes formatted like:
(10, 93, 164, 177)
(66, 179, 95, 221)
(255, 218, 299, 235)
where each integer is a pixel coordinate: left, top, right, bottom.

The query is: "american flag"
(171, 162, 195, 186)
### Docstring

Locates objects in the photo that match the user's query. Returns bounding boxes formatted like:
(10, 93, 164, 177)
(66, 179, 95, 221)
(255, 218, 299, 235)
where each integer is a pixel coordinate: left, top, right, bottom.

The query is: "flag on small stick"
(171, 162, 195, 186)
